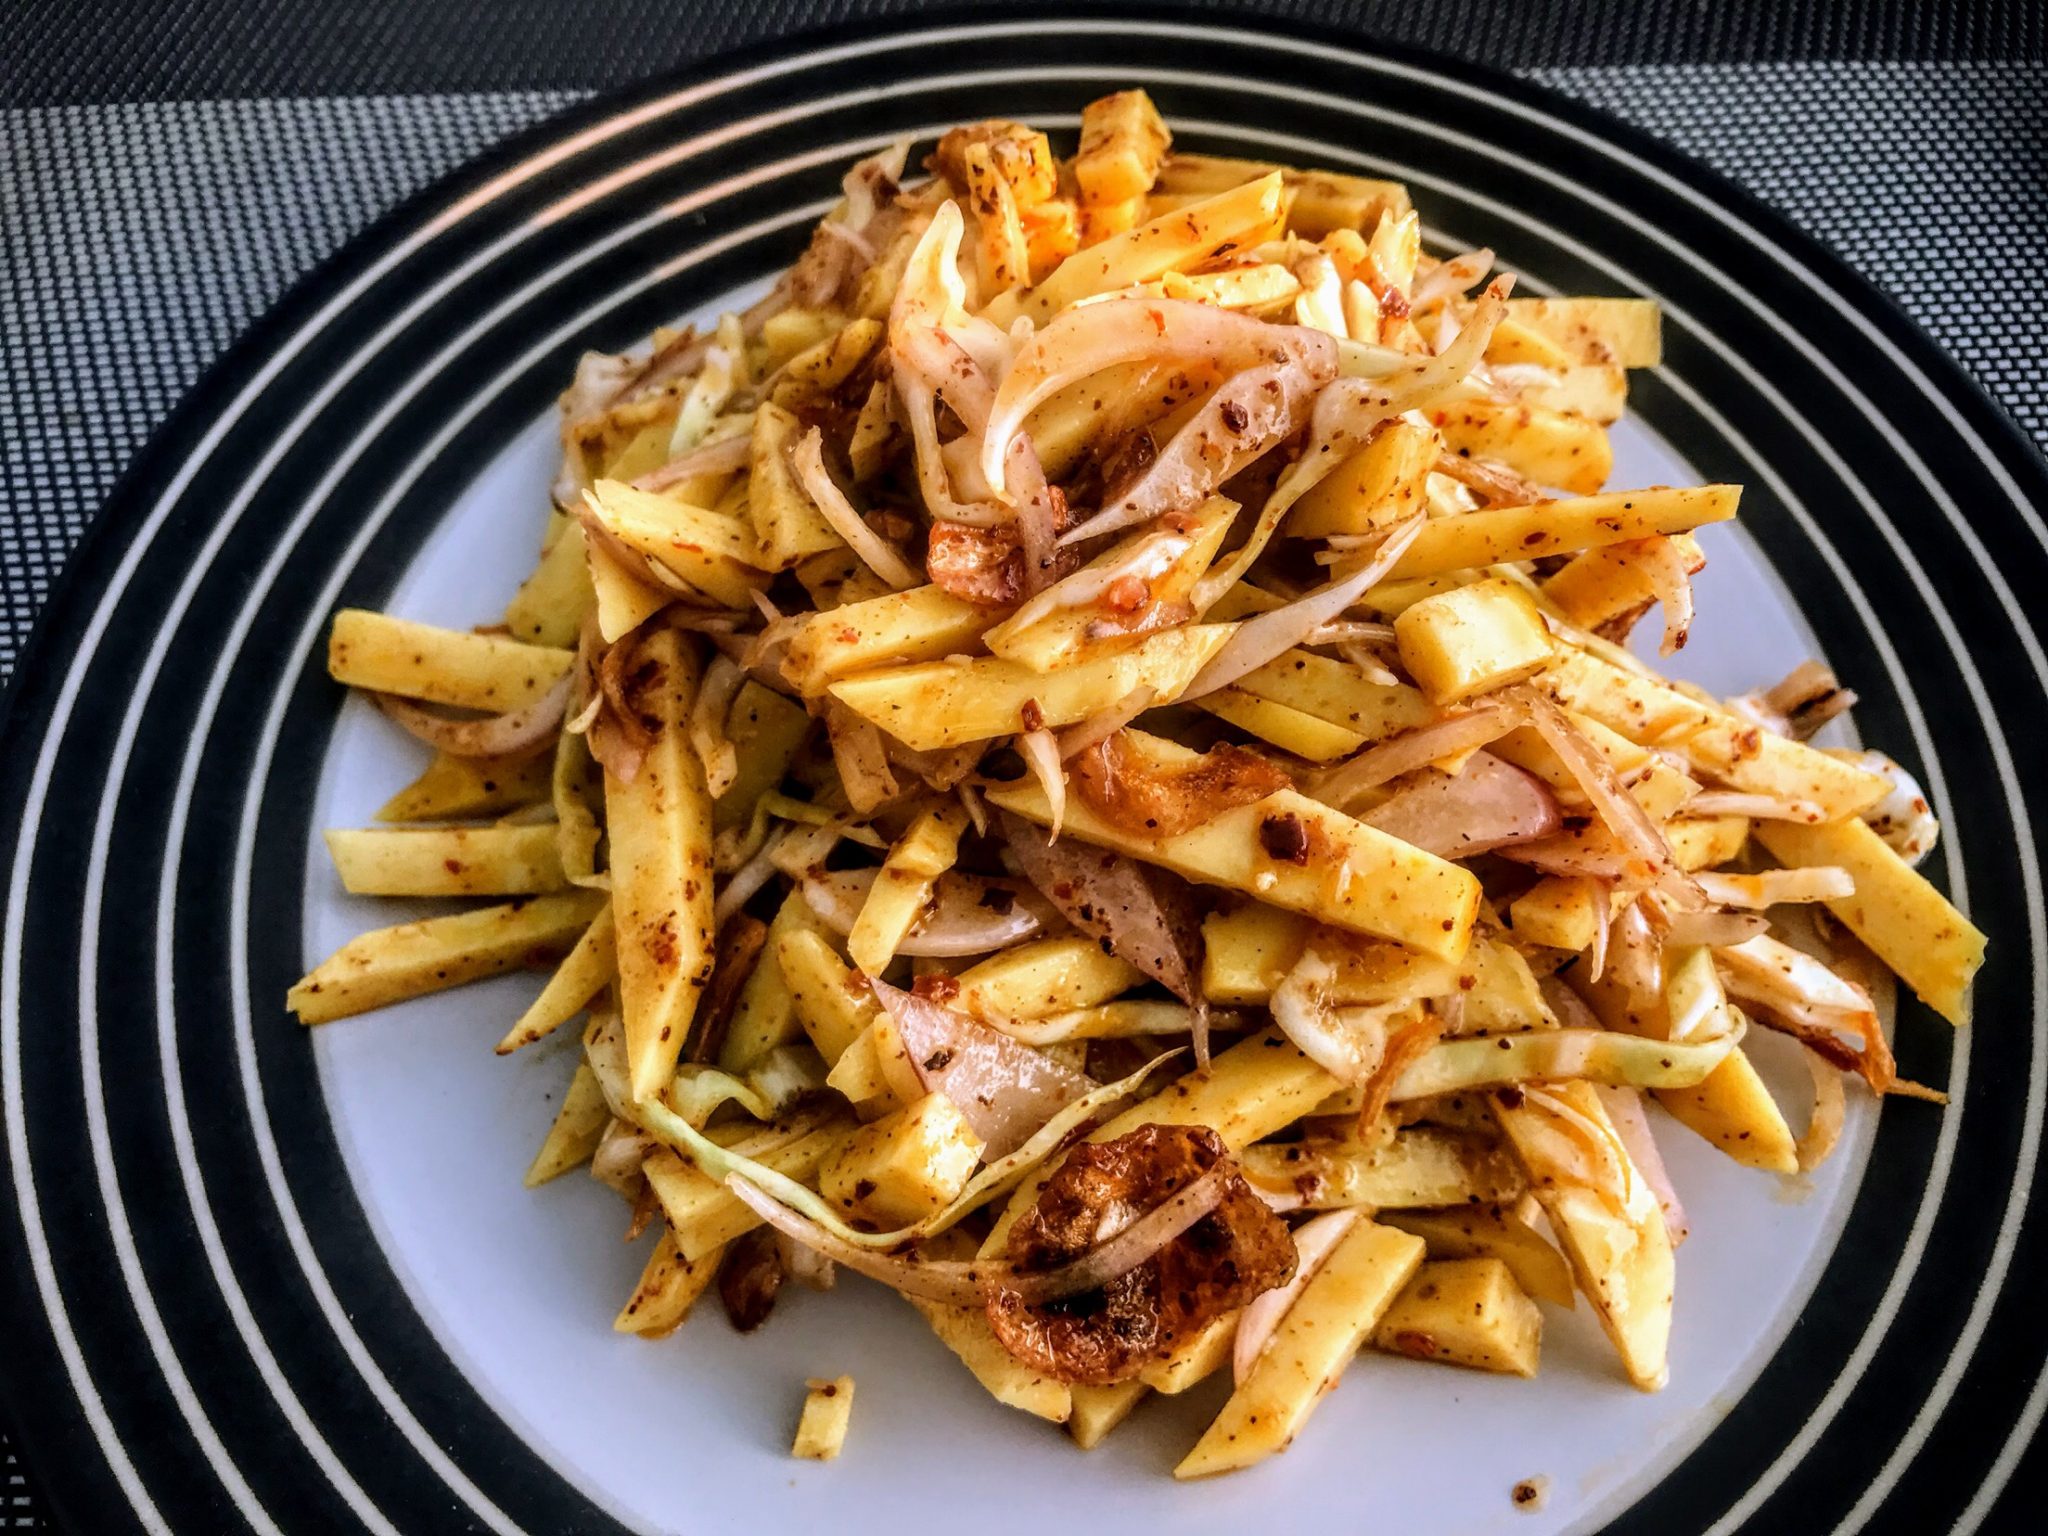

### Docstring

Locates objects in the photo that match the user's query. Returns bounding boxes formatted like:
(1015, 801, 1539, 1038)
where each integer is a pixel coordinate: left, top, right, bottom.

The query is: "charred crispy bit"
(689, 913, 770, 1062)
(1258, 812, 1311, 864)
(927, 521, 1027, 607)
(1071, 731, 1290, 839)
(717, 1228, 787, 1333)
(984, 1124, 1295, 1385)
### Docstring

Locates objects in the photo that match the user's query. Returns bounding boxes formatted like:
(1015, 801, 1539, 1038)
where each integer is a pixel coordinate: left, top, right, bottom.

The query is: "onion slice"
(1233, 1211, 1358, 1385)
(791, 428, 923, 590)
(800, 868, 1053, 956)
(1183, 513, 1426, 701)
(983, 299, 1335, 499)
(1016, 728, 1067, 840)
(1310, 703, 1520, 810)
(871, 979, 1096, 1159)
(1594, 1085, 1687, 1245)
(997, 1163, 1233, 1306)
(374, 671, 571, 761)
(1359, 752, 1562, 857)
(1694, 868, 1856, 908)
(728, 1178, 987, 1306)
(1506, 685, 1703, 910)
(999, 811, 1207, 1058)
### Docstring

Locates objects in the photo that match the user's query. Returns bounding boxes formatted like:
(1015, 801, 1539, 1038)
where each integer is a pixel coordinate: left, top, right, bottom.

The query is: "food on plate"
(292, 90, 1985, 1476)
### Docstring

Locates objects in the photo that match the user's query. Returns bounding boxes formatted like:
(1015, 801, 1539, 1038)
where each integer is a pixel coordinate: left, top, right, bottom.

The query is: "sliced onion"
(822, 702, 901, 815)
(1360, 751, 1562, 857)
(1184, 514, 1426, 701)
(1059, 356, 1332, 546)
(1608, 898, 1664, 1008)
(1054, 685, 1157, 759)
(871, 979, 1096, 1159)
(791, 428, 923, 590)
(999, 811, 1206, 1057)
(715, 828, 789, 928)
(1618, 537, 1693, 656)
(1434, 448, 1539, 506)
(1506, 685, 1702, 910)
(983, 298, 1336, 499)
(1310, 703, 1519, 810)
(1302, 618, 1396, 646)
(1016, 728, 1067, 840)
(1833, 748, 1939, 864)
(689, 654, 744, 798)
(1795, 1041, 1847, 1171)
(727, 1177, 987, 1306)
(1695, 868, 1856, 908)
(800, 868, 1052, 955)
(1233, 1209, 1357, 1385)
(1682, 790, 1828, 823)
(1658, 909, 1769, 946)
(1410, 248, 1495, 311)
(632, 429, 751, 492)
(1000, 526, 1194, 633)
(1269, 946, 1410, 1083)
(1593, 1085, 1687, 1245)
(374, 671, 571, 761)
(1735, 659, 1858, 742)
(997, 1162, 1232, 1306)
(1588, 876, 1613, 981)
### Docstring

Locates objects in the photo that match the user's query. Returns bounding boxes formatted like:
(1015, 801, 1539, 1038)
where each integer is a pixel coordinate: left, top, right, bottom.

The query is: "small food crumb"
(1512, 1475, 1549, 1512)
(792, 1374, 856, 1462)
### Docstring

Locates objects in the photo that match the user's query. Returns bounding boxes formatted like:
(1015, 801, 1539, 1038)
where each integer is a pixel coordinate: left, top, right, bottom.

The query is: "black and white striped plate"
(3, 13, 2043, 1534)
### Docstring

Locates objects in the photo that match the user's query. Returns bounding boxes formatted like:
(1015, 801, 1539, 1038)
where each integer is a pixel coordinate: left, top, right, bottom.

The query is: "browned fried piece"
(688, 914, 770, 1064)
(927, 520, 1027, 606)
(1069, 732, 1291, 840)
(717, 1228, 787, 1333)
(984, 1124, 1295, 1385)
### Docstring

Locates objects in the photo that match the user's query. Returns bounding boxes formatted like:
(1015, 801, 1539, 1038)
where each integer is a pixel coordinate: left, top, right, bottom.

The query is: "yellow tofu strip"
(328, 609, 573, 711)
(523, 1060, 612, 1186)
(1138, 1313, 1239, 1394)
(1067, 1383, 1146, 1448)
(1239, 1128, 1523, 1211)
(614, 1229, 720, 1337)
(750, 400, 846, 569)
(606, 630, 716, 1102)
(792, 1377, 855, 1461)
(1371, 1257, 1544, 1376)
(847, 803, 969, 975)
(717, 893, 822, 1071)
(1504, 296, 1663, 367)
(778, 926, 880, 1063)
(323, 825, 566, 898)
(783, 585, 992, 697)
(819, 1092, 984, 1226)
(1151, 153, 1411, 238)
(1176, 1220, 1425, 1478)
(1200, 904, 1458, 1005)
(374, 750, 552, 822)
(985, 731, 1480, 961)
(952, 937, 1144, 1020)
(1074, 88, 1171, 204)
(288, 890, 603, 1024)
(828, 624, 1234, 750)
(1197, 689, 1369, 762)
(586, 536, 670, 643)
(714, 681, 810, 833)
(1543, 532, 1704, 631)
(644, 1119, 853, 1262)
(1380, 1204, 1576, 1309)
(497, 906, 617, 1054)
(1495, 1082, 1673, 1391)
(585, 480, 764, 609)
(1540, 649, 1890, 820)
(910, 1231, 1072, 1423)
(981, 173, 1287, 327)
(1427, 398, 1613, 495)
(504, 520, 595, 647)
(1756, 816, 1985, 1026)
(1385, 486, 1738, 580)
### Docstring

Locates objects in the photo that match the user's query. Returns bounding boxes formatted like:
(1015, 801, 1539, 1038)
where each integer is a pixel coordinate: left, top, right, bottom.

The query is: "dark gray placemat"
(2, 25, 2044, 1535)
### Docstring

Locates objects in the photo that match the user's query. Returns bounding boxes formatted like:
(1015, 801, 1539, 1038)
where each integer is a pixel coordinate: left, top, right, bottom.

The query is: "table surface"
(3, 1, 2044, 1530)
